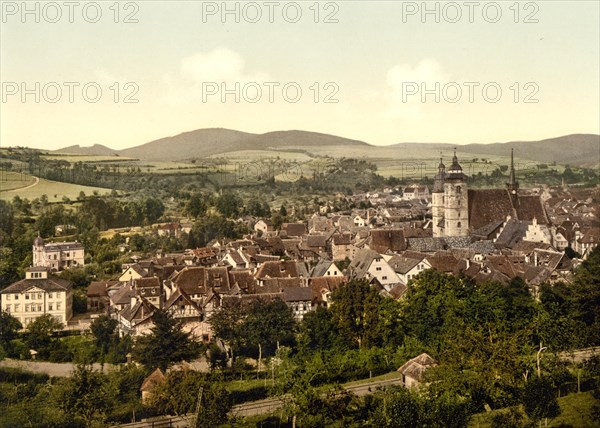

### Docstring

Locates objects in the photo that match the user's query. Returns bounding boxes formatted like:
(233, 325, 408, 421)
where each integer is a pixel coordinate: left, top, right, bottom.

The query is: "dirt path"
(7, 175, 39, 192)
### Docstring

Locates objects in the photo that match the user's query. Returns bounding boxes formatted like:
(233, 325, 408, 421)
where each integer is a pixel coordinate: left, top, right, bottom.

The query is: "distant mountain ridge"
(390, 134, 600, 168)
(55, 144, 118, 156)
(52, 129, 599, 167)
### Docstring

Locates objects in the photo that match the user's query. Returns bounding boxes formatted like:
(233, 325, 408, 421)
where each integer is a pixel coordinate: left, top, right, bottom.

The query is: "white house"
(0, 267, 73, 326)
(348, 249, 401, 291)
(33, 236, 85, 272)
(388, 255, 432, 284)
(523, 218, 552, 244)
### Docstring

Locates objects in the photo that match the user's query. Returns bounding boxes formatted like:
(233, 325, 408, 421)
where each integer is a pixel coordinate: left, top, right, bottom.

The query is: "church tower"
(507, 148, 519, 203)
(33, 234, 45, 267)
(432, 155, 446, 238)
(443, 150, 469, 237)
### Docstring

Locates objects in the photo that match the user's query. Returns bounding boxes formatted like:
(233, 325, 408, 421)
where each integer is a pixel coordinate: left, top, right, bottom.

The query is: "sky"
(1, 0, 599, 150)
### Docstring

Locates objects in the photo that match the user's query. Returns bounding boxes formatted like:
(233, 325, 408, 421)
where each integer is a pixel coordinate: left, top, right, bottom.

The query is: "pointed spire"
(507, 148, 519, 194)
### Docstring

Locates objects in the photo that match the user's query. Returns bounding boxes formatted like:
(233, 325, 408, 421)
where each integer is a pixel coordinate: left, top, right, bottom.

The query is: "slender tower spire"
(507, 148, 519, 195)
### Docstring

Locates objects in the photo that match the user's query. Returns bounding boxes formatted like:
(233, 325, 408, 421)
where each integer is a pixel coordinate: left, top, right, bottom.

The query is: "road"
(114, 375, 403, 427)
(0, 358, 116, 377)
(7, 175, 39, 192)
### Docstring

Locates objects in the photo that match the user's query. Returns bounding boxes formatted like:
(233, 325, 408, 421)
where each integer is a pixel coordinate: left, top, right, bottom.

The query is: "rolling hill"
(118, 128, 370, 161)
(390, 134, 600, 168)
(54, 144, 119, 156)
(52, 129, 600, 168)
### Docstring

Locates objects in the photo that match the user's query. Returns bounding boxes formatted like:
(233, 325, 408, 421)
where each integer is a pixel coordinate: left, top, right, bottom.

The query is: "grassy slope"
(0, 174, 112, 202)
(469, 391, 598, 428)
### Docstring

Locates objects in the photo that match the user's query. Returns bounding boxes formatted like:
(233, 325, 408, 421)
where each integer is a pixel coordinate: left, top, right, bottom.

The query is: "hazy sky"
(1, 1, 599, 150)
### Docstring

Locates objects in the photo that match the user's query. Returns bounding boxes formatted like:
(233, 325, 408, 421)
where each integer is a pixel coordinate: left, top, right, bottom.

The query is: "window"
(5, 295, 10, 301)
(49, 304, 53, 311)
(456, 186, 462, 194)
(25, 304, 30, 312)
(48, 293, 53, 299)
(57, 303, 61, 310)
(5, 305, 11, 313)
(376, 267, 382, 271)
(382, 276, 388, 280)
(457, 222, 462, 228)
(25, 294, 29, 300)
(14, 304, 20, 312)
(37, 293, 42, 299)
(14, 295, 18, 300)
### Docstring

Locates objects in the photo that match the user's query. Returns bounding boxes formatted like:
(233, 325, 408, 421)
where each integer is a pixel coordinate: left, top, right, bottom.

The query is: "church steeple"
(433, 153, 445, 193)
(507, 148, 519, 195)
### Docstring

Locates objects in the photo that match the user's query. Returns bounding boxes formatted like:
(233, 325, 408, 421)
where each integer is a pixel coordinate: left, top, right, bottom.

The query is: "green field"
(0, 173, 113, 202)
(469, 391, 598, 428)
(0, 171, 36, 191)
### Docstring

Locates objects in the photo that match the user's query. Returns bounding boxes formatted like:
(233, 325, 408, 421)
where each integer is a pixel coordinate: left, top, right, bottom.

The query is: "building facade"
(432, 151, 469, 237)
(0, 267, 73, 326)
(33, 236, 85, 271)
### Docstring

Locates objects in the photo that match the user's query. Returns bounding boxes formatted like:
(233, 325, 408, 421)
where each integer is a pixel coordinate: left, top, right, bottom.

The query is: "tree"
(194, 381, 231, 427)
(56, 364, 113, 427)
(369, 385, 422, 428)
(522, 377, 560, 426)
(0, 310, 22, 357)
(215, 192, 241, 218)
(297, 306, 347, 355)
(243, 298, 296, 357)
(208, 300, 245, 363)
(132, 310, 197, 371)
(25, 314, 63, 358)
(90, 315, 118, 359)
(185, 194, 208, 218)
(330, 279, 383, 348)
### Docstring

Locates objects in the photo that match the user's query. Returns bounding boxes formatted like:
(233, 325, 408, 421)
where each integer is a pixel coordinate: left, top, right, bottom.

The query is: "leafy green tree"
(215, 192, 242, 218)
(150, 369, 204, 416)
(25, 314, 63, 359)
(132, 310, 197, 371)
(330, 279, 382, 348)
(56, 364, 114, 427)
(90, 315, 118, 359)
(208, 300, 245, 362)
(194, 381, 232, 427)
(298, 306, 348, 355)
(522, 377, 560, 426)
(369, 385, 422, 428)
(491, 407, 533, 428)
(0, 310, 22, 357)
(243, 298, 296, 357)
(185, 193, 208, 218)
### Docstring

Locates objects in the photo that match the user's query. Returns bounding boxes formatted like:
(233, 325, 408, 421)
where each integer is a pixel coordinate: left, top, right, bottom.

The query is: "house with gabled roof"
(134, 277, 163, 309)
(331, 233, 357, 261)
(87, 280, 119, 312)
(140, 368, 166, 404)
(388, 254, 431, 284)
(117, 297, 155, 337)
(348, 249, 401, 291)
(119, 263, 148, 283)
(398, 353, 437, 388)
(310, 259, 342, 278)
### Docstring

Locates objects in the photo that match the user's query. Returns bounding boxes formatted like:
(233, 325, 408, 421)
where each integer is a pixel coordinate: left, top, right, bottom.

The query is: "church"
(432, 150, 549, 238)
